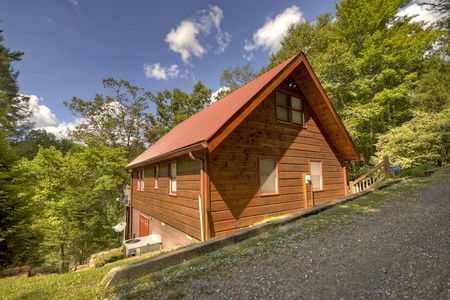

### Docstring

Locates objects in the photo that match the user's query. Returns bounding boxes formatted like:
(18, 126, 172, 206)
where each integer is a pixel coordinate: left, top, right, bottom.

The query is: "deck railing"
(349, 156, 390, 194)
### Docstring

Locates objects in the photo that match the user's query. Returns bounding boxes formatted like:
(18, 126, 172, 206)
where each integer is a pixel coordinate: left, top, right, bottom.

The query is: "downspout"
(189, 152, 205, 242)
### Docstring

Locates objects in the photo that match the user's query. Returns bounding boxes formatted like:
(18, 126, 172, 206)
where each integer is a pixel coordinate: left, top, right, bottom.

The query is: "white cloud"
(210, 86, 231, 103)
(143, 63, 180, 80)
(244, 5, 304, 55)
(165, 5, 231, 63)
(69, 0, 78, 6)
(26, 95, 71, 139)
(166, 20, 204, 63)
(397, 1, 445, 26)
(28, 95, 59, 127)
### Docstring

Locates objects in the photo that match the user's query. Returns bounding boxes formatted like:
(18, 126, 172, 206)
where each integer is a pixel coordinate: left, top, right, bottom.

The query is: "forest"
(1, 0, 449, 272)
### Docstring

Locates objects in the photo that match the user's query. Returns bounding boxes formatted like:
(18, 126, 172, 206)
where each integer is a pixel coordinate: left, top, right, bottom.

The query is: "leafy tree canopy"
(146, 81, 212, 143)
(270, 0, 441, 169)
(0, 132, 40, 267)
(0, 23, 32, 140)
(220, 63, 258, 92)
(20, 143, 128, 271)
(11, 129, 75, 160)
(64, 78, 152, 161)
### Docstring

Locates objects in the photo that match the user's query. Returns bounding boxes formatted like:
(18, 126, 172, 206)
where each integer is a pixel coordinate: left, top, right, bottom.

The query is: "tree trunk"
(59, 243, 66, 273)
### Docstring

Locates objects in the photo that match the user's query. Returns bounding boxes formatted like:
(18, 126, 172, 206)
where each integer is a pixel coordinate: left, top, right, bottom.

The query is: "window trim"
(275, 90, 305, 126)
(310, 160, 323, 191)
(259, 156, 279, 196)
(168, 162, 177, 195)
(137, 169, 144, 191)
(153, 165, 159, 189)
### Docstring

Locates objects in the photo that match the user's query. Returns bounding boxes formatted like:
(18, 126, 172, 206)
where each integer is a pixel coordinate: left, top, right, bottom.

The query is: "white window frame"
(310, 161, 323, 191)
(154, 165, 159, 189)
(168, 162, 177, 195)
(137, 169, 144, 191)
(259, 157, 279, 195)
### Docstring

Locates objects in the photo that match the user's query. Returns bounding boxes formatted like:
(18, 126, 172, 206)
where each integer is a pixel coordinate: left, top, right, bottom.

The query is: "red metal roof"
(126, 53, 298, 169)
(126, 52, 361, 169)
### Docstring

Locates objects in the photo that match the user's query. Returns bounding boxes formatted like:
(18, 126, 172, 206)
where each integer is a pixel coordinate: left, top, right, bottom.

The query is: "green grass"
(2, 167, 447, 300)
(0, 266, 111, 300)
(113, 168, 448, 299)
(0, 250, 166, 300)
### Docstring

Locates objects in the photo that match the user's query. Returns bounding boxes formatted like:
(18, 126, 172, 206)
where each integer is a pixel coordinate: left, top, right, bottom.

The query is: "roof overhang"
(207, 53, 362, 162)
(125, 141, 208, 170)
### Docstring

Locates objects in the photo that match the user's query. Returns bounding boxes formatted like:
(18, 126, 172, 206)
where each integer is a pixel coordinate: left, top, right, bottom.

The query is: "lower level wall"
(131, 208, 200, 249)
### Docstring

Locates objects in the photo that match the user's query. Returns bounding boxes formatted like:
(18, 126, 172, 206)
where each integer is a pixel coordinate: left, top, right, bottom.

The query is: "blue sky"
(0, 0, 438, 138)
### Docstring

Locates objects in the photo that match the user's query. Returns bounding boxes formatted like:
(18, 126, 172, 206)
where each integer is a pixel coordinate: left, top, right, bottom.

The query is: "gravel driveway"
(120, 170, 450, 300)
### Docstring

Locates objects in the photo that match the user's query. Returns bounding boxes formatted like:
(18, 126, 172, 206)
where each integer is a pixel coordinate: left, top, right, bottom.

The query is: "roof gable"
(126, 53, 361, 169)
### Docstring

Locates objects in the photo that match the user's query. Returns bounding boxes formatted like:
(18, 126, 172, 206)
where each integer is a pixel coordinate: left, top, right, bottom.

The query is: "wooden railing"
(349, 156, 390, 194)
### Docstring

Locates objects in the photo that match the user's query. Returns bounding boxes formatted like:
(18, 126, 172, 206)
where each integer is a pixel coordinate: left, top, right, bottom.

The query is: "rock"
(2, 267, 20, 276)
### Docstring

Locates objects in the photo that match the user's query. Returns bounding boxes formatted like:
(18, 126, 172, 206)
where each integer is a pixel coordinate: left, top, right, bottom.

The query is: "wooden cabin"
(125, 52, 361, 249)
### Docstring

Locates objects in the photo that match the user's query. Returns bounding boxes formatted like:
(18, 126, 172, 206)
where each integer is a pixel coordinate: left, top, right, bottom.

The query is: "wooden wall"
(131, 155, 202, 240)
(208, 83, 345, 237)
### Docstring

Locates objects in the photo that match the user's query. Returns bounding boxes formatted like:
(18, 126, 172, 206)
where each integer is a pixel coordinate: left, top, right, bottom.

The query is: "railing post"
(349, 181, 355, 194)
(383, 156, 390, 179)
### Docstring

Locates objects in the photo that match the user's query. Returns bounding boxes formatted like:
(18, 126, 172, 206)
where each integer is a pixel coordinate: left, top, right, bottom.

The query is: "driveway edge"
(102, 178, 409, 288)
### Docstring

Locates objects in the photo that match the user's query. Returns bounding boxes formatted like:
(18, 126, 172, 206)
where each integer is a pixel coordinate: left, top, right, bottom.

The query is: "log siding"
(208, 85, 345, 237)
(131, 155, 202, 240)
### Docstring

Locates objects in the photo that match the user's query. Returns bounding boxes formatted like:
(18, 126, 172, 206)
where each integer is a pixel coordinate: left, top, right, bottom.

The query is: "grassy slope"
(1, 168, 447, 300)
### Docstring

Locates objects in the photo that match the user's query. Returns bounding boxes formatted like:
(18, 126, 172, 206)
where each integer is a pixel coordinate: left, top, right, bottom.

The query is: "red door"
(139, 215, 150, 237)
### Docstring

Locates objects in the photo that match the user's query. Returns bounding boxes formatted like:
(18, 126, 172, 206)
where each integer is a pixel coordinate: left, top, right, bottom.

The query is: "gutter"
(125, 141, 208, 170)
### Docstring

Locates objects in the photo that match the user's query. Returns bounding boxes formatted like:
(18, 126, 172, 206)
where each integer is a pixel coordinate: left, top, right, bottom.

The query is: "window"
(168, 162, 177, 194)
(310, 161, 323, 191)
(137, 169, 144, 191)
(259, 157, 278, 195)
(153, 165, 159, 188)
(276, 90, 304, 125)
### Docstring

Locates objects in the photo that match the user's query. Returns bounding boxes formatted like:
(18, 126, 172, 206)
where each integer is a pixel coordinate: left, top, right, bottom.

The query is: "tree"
(22, 143, 128, 271)
(271, 0, 440, 170)
(420, 0, 450, 14)
(375, 110, 450, 168)
(220, 63, 257, 92)
(64, 78, 152, 161)
(0, 23, 32, 140)
(0, 132, 40, 267)
(146, 81, 212, 143)
(11, 129, 75, 160)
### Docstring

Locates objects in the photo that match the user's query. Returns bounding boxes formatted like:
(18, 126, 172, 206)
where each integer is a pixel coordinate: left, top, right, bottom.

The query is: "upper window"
(276, 90, 304, 125)
(137, 169, 144, 191)
(310, 161, 323, 191)
(259, 157, 278, 195)
(153, 165, 159, 188)
(168, 162, 177, 194)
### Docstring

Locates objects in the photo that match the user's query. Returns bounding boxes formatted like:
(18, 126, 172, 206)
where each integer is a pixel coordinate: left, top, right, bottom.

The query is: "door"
(139, 215, 150, 237)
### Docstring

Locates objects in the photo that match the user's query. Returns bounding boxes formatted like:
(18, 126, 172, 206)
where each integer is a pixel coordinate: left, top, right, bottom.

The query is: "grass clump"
(113, 168, 448, 299)
(2, 168, 447, 300)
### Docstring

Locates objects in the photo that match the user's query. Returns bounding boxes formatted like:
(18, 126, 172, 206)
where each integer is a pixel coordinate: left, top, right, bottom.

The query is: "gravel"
(118, 170, 450, 300)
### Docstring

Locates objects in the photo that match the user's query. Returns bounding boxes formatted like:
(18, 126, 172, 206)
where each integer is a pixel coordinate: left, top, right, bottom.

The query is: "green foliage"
(334, 0, 410, 55)
(395, 164, 436, 178)
(270, 0, 442, 169)
(0, 23, 32, 140)
(375, 110, 450, 168)
(146, 81, 211, 143)
(219, 63, 257, 92)
(20, 143, 128, 271)
(0, 132, 40, 267)
(11, 129, 75, 160)
(64, 78, 152, 161)
(411, 56, 450, 113)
